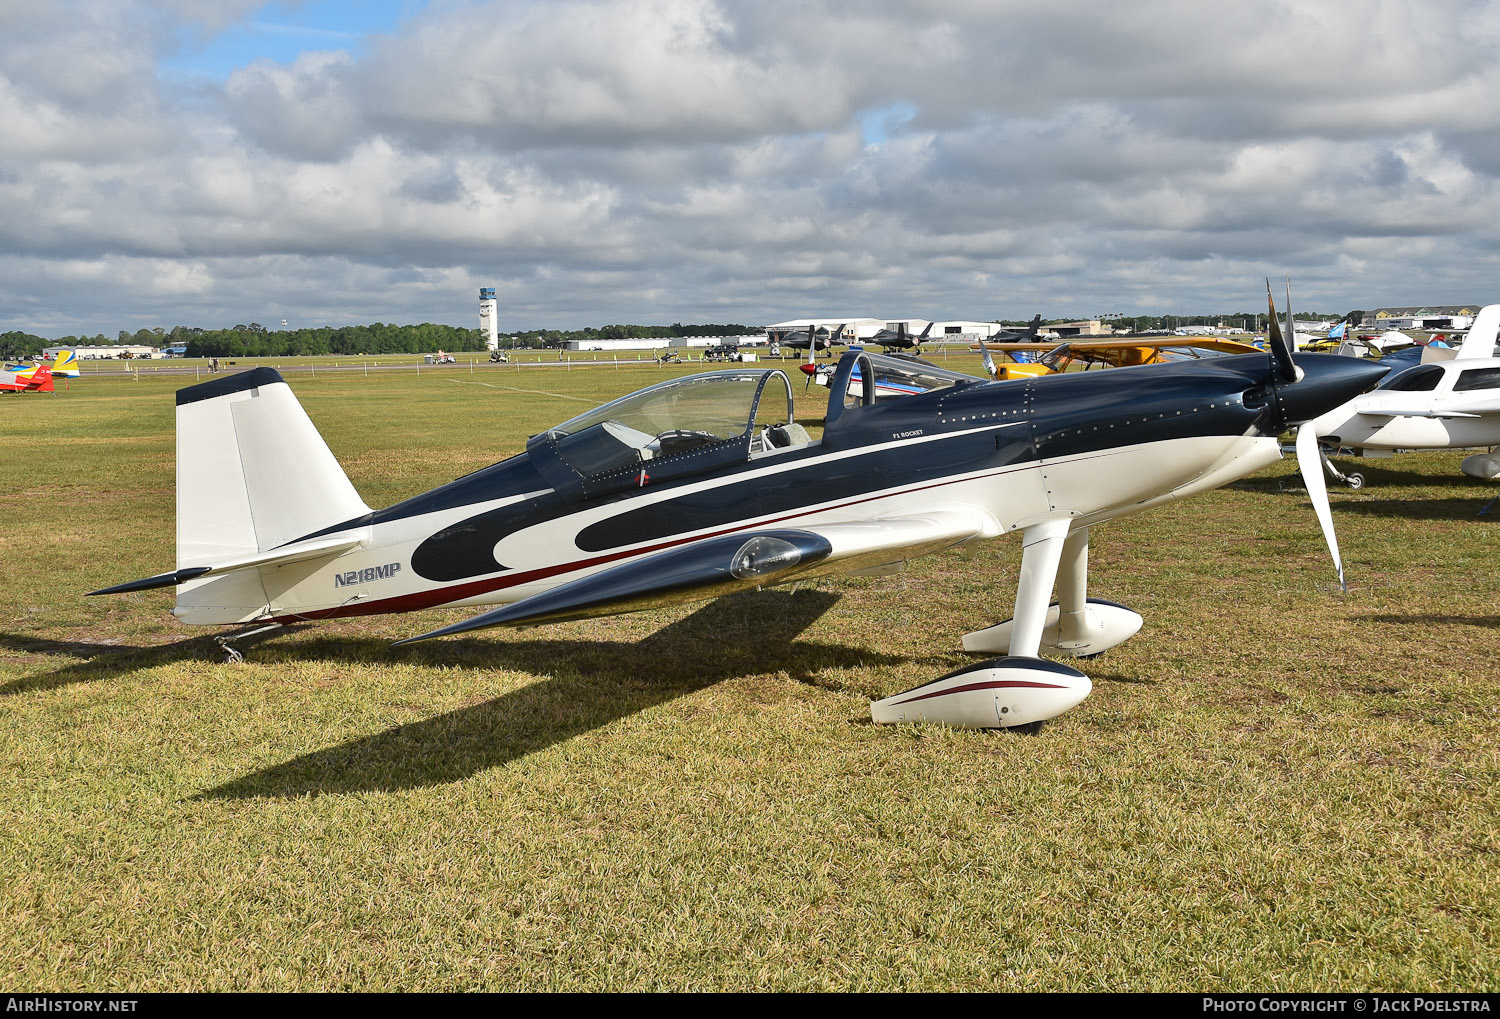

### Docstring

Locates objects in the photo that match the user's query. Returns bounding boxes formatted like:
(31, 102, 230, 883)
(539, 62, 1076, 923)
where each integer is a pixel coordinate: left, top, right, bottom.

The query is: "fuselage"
(172, 352, 1383, 626)
(0, 364, 51, 392)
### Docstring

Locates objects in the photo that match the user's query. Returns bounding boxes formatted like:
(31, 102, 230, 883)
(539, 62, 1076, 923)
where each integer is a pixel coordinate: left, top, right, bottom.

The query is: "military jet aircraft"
(989, 314, 1044, 343)
(867, 321, 934, 354)
(90, 290, 1385, 728)
(769, 322, 845, 358)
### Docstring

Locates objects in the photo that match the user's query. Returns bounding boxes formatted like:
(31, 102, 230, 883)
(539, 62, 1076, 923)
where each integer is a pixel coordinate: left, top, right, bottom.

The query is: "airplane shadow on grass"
(195, 588, 939, 800)
(1229, 462, 1488, 494)
(0, 630, 307, 698)
(1228, 482, 1499, 523)
(1331, 498, 1500, 521)
(1351, 612, 1500, 629)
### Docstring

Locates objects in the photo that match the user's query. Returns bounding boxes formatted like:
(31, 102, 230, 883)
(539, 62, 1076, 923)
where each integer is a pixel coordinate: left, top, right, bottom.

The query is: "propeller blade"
(976, 334, 998, 379)
(1295, 425, 1345, 592)
(1284, 277, 1297, 356)
(1266, 279, 1299, 384)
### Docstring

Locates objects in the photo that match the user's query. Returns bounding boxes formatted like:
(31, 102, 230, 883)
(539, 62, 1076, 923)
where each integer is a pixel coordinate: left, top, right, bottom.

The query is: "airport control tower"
(479, 287, 499, 350)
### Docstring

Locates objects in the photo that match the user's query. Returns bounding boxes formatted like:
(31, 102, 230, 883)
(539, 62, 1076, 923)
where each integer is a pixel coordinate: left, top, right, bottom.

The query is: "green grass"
(2, 365, 1498, 990)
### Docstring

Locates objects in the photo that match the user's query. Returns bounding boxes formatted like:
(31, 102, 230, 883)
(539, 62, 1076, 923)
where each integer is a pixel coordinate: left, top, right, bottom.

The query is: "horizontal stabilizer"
(393, 529, 836, 645)
(88, 535, 363, 596)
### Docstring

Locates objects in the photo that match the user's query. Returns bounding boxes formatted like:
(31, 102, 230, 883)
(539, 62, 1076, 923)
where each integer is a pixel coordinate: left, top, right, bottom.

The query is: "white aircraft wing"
(1358, 408, 1482, 419)
(393, 508, 990, 644)
(1357, 391, 1500, 420)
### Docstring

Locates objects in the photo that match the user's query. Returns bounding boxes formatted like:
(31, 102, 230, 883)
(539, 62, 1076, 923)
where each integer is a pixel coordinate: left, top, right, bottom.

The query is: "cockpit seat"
(767, 423, 811, 448)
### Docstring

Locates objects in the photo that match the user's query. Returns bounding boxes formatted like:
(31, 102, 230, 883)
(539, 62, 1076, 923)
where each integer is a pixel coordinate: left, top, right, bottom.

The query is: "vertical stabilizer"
(51, 351, 80, 377)
(1456, 305, 1500, 361)
(175, 368, 370, 570)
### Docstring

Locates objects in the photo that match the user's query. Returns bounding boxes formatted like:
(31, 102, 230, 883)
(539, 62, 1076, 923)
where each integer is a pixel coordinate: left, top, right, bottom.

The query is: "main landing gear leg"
(956, 525, 1143, 660)
(871, 520, 1095, 729)
(1319, 447, 1364, 490)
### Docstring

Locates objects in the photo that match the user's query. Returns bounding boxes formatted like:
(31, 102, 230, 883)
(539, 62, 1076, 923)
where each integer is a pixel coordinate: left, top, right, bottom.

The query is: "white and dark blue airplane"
(90, 293, 1385, 728)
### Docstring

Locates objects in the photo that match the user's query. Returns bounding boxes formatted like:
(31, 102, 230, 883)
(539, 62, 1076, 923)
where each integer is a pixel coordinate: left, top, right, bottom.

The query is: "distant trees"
(185, 323, 488, 358)
(1, 330, 47, 359)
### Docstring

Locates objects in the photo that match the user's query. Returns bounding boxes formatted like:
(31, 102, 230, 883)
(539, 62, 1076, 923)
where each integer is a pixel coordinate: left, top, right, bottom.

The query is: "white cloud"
(225, 51, 365, 161)
(4, 0, 1500, 335)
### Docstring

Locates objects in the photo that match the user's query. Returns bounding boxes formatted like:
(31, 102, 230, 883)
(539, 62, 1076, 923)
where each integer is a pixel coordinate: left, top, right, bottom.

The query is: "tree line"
(4, 313, 1364, 361)
(2, 321, 757, 359)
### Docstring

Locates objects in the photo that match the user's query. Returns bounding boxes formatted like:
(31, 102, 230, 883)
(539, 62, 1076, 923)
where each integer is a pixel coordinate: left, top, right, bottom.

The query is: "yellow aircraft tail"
(51, 350, 80, 377)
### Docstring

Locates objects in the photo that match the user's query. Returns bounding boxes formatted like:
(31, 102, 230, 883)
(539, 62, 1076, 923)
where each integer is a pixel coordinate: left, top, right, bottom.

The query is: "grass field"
(2, 359, 1498, 991)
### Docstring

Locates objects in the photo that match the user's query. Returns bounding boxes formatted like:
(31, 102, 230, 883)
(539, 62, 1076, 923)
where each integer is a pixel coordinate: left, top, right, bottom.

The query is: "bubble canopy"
(526, 369, 797, 499)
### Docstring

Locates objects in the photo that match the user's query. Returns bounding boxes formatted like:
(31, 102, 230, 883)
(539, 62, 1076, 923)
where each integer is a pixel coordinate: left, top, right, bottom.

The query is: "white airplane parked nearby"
(1308, 305, 1500, 487)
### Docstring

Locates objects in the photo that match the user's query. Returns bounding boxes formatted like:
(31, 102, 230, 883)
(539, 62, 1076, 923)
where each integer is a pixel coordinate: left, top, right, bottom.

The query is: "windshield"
(543, 370, 791, 479)
(1378, 365, 1443, 392)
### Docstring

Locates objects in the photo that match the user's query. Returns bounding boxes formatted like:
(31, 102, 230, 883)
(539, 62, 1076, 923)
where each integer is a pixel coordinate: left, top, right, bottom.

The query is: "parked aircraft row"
(1, 351, 79, 392)
(766, 315, 1044, 358)
(1310, 304, 1500, 487)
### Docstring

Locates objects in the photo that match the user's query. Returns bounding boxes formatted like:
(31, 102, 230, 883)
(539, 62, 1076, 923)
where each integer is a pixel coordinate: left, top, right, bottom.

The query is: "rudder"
(175, 368, 371, 570)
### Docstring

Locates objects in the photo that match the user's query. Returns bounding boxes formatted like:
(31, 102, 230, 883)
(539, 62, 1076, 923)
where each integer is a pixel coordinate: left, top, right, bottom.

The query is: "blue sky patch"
(160, 0, 420, 78)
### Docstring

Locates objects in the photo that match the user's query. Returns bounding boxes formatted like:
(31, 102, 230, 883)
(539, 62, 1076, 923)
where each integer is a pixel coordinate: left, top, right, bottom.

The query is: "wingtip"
(389, 631, 438, 649)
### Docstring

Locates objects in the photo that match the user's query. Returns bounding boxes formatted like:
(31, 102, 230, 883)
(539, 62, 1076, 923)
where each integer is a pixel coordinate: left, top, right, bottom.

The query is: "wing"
(392, 509, 990, 645)
(975, 342, 1054, 352)
(1059, 337, 1263, 367)
(1117, 336, 1263, 354)
(1355, 391, 1500, 420)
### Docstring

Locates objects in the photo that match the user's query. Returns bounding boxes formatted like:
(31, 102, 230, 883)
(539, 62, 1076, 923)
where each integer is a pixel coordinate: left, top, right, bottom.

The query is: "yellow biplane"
(976, 336, 1263, 380)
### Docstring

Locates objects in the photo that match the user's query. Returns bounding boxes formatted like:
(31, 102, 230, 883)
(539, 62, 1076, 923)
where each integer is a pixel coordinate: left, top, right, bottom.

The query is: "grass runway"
(2, 357, 1497, 990)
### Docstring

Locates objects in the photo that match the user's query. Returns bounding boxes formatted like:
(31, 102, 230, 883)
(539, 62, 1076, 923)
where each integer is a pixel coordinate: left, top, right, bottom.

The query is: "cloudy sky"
(4, 0, 1500, 336)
